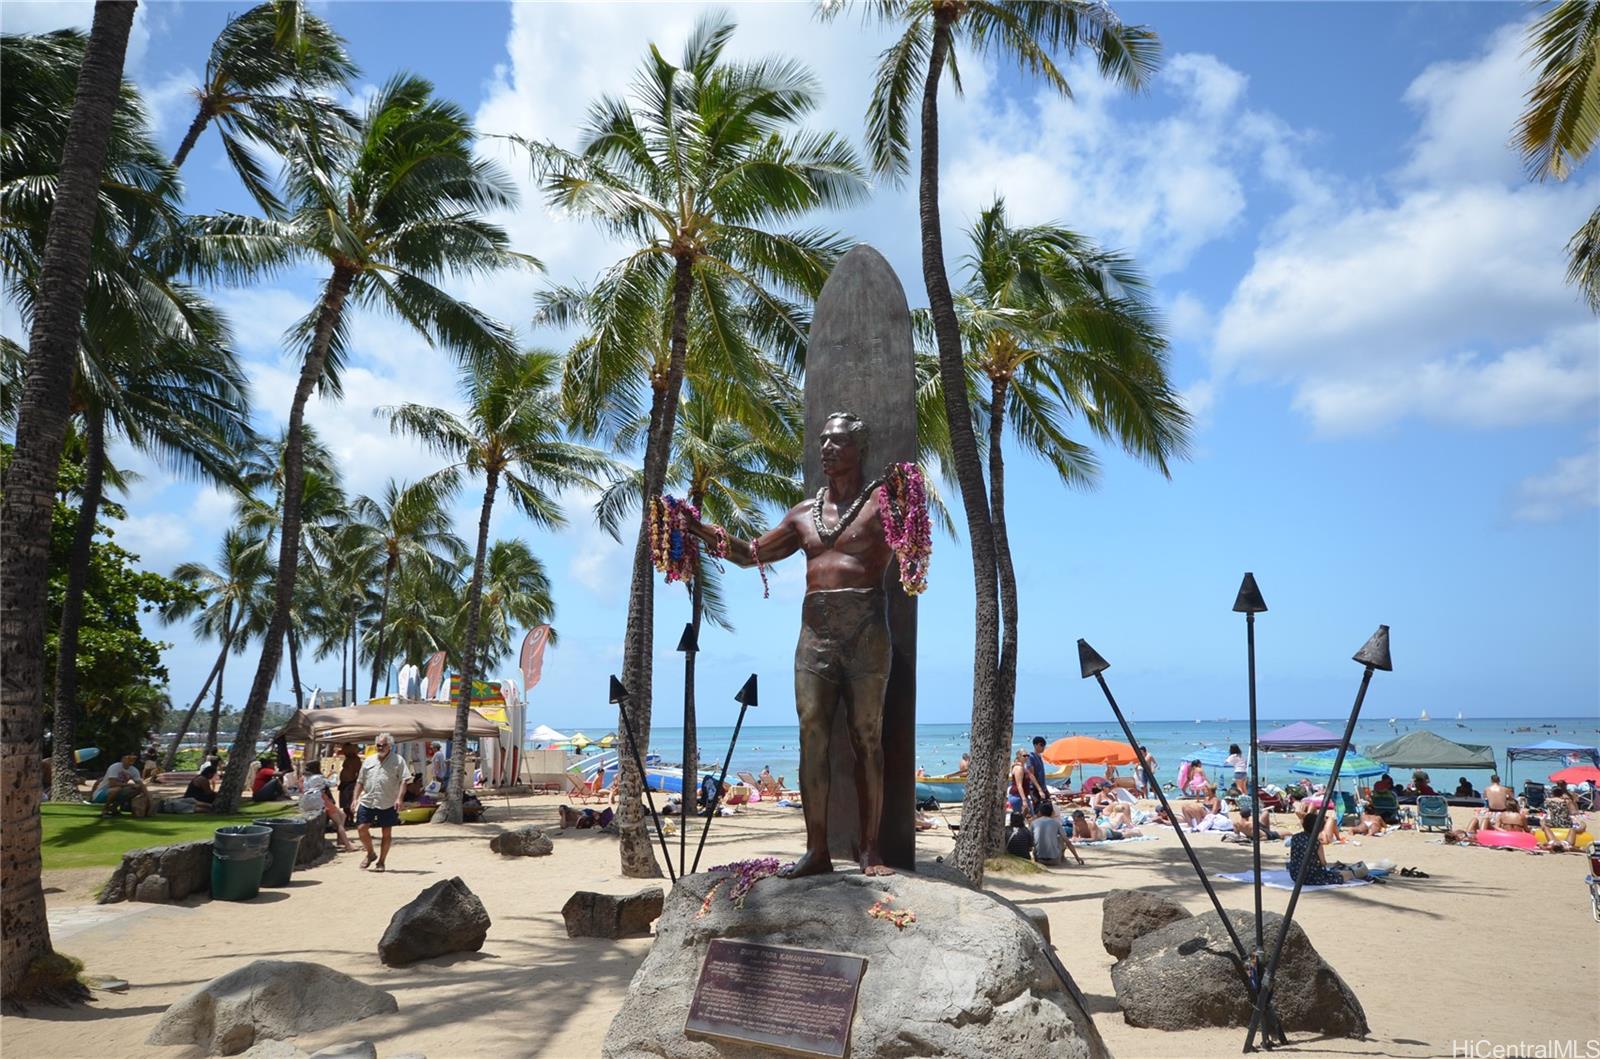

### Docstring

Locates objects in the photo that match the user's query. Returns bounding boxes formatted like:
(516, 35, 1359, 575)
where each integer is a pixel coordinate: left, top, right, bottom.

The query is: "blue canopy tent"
(1506, 739, 1600, 784)
(1258, 721, 1342, 752)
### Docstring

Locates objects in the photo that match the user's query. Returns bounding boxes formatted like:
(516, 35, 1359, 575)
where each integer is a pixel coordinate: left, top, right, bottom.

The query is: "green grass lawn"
(41, 801, 297, 871)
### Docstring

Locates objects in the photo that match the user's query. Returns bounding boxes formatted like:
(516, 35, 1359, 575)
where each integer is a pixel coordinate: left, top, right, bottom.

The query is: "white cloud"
(1, 1, 152, 74)
(1514, 441, 1600, 523)
(1399, 22, 1531, 188)
(141, 68, 199, 140)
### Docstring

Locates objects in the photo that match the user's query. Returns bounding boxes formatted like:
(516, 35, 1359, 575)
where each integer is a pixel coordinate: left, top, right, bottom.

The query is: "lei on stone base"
(875, 462, 932, 595)
(697, 857, 790, 916)
(867, 892, 916, 930)
(648, 495, 726, 585)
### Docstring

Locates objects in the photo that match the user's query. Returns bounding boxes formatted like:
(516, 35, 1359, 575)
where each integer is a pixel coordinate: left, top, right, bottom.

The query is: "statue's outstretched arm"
(688, 508, 802, 570)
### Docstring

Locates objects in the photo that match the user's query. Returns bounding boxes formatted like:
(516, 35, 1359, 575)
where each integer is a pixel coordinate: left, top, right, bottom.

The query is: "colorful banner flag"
(519, 625, 551, 695)
(424, 651, 446, 700)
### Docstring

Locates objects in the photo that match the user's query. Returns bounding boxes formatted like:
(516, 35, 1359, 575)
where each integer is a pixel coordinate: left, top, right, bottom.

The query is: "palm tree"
(165, 528, 275, 767)
(596, 388, 803, 812)
(840, 0, 1160, 886)
(2, 31, 256, 798)
(352, 476, 466, 698)
(170, 0, 356, 209)
(1515, 0, 1600, 310)
(304, 522, 383, 706)
(233, 426, 344, 708)
(375, 559, 457, 678)
(918, 198, 1189, 839)
(525, 12, 866, 875)
(209, 75, 530, 813)
(0, 1, 140, 999)
(383, 349, 613, 823)
(461, 539, 558, 674)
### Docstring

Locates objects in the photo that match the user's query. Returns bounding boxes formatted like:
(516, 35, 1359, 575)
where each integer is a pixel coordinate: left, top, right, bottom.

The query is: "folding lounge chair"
(1337, 790, 1361, 827)
(1522, 781, 1547, 811)
(1366, 788, 1408, 825)
(1415, 794, 1452, 832)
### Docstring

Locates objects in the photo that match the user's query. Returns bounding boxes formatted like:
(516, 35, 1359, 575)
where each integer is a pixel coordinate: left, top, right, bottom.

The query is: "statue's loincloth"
(796, 587, 889, 684)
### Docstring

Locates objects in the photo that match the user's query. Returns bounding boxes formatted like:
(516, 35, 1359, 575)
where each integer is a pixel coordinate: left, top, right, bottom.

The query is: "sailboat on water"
(1419, 708, 1430, 722)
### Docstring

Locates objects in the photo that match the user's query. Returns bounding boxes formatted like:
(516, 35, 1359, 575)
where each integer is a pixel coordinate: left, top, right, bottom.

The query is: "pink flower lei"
(876, 462, 932, 595)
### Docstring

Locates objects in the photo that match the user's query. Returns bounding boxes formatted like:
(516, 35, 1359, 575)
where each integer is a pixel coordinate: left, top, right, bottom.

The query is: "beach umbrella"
(597, 733, 617, 748)
(1041, 735, 1137, 767)
(1289, 750, 1387, 780)
(570, 732, 592, 750)
(1548, 764, 1600, 785)
(528, 724, 569, 744)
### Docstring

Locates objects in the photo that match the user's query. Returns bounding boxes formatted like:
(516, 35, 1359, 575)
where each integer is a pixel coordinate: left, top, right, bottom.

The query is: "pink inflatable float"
(1473, 830, 1537, 850)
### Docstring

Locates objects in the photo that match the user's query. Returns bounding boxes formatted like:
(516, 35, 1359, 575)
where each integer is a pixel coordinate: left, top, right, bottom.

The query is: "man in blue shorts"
(353, 732, 411, 871)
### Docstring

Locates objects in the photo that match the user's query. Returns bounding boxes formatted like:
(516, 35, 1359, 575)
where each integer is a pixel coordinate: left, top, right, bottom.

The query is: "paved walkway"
(47, 900, 155, 941)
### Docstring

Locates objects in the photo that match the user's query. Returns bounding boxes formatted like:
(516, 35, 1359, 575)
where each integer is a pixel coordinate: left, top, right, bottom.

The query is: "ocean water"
(584, 716, 1600, 790)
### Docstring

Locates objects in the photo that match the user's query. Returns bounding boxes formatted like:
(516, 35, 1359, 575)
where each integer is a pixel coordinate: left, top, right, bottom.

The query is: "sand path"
(5, 800, 1596, 1058)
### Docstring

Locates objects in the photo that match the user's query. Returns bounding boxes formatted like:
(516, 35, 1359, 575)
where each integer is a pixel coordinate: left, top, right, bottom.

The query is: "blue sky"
(4, 2, 1596, 729)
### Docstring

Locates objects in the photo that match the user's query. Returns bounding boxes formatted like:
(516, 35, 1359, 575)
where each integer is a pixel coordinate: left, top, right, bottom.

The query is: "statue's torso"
(789, 488, 893, 593)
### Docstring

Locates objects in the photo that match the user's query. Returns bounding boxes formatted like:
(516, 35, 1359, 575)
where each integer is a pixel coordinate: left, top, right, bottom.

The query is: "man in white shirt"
(97, 752, 151, 817)
(353, 732, 411, 871)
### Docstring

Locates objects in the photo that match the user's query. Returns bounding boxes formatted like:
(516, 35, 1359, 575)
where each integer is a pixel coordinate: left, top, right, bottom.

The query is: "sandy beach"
(6, 797, 1597, 1059)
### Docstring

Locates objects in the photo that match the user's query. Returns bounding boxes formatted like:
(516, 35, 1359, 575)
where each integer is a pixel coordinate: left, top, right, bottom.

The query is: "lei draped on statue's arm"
(651, 495, 800, 598)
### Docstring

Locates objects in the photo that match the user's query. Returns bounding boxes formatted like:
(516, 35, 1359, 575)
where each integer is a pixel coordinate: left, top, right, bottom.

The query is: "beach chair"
(1366, 789, 1407, 825)
(1337, 790, 1360, 827)
(1522, 781, 1547, 811)
(567, 772, 604, 804)
(1415, 794, 1452, 832)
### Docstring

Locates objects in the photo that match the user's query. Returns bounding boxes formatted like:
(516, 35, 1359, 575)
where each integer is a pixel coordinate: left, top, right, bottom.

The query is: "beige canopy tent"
(277, 701, 499, 743)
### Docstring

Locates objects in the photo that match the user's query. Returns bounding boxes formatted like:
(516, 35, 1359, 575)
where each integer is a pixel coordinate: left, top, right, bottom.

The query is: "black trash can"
(211, 825, 271, 901)
(260, 816, 308, 887)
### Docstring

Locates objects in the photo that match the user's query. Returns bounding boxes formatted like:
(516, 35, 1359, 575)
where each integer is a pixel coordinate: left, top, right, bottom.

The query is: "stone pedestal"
(602, 870, 1107, 1059)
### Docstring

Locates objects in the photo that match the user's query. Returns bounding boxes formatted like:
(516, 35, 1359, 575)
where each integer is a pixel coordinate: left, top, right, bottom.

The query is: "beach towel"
(1076, 834, 1159, 847)
(1217, 869, 1376, 891)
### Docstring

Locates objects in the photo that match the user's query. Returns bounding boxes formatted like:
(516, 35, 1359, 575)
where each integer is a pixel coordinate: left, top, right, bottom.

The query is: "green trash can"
(260, 817, 308, 887)
(211, 825, 271, 901)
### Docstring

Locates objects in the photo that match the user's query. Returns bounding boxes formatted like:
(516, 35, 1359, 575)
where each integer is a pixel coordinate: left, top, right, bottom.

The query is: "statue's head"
(820, 411, 868, 476)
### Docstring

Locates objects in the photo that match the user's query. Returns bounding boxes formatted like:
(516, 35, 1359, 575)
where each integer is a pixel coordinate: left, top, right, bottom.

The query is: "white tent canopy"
(528, 724, 569, 744)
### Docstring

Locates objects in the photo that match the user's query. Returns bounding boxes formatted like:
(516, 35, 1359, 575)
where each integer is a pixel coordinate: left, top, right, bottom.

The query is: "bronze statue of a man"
(686, 411, 894, 877)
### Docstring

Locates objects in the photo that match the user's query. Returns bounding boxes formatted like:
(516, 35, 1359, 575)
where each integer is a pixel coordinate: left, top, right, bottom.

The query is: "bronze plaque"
(684, 939, 867, 1057)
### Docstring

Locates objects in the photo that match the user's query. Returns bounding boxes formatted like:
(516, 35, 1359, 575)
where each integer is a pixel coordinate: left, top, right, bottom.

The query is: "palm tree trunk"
(0, 0, 137, 998)
(617, 255, 695, 879)
(216, 265, 355, 813)
(203, 643, 228, 758)
(369, 561, 394, 699)
(987, 376, 1020, 855)
(920, 15, 1002, 888)
(348, 603, 358, 705)
(164, 610, 236, 770)
(48, 409, 107, 802)
(170, 103, 211, 169)
(288, 629, 304, 710)
(445, 471, 499, 824)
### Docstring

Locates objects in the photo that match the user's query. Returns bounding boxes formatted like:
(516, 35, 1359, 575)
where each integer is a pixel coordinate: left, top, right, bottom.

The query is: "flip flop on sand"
(360, 853, 376, 870)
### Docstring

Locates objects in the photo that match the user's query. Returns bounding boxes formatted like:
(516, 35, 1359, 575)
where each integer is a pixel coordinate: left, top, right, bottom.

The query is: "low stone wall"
(99, 810, 329, 904)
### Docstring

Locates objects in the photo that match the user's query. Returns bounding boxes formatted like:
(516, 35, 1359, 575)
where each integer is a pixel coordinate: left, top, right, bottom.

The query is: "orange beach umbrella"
(1041, 736, 1137, 767)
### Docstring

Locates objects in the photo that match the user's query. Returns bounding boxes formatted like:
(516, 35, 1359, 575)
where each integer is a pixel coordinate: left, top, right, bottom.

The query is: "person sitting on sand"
(1005, 811, 1034, 857)
(1350, 807, 1387, 836)
(1070, 808, 1105, 842)
(1454, 777, 1478, 798)
(1293, 797, 1343, 845)
(1288, 813, 1360, 884)
(1408, 770, 1436, 796)
(1484, 775, 1510, 811)
(1180, 785, 1225, 830)
(1470, 797, 1532, 834)
(1031, 802, 1084, 866)
(1538, 781, 1588, 850)
(957, 752, 971, 776)
(184, 763, 219, 810)
(1178, 760, 1210, 797)
(558, 805, 616, 830)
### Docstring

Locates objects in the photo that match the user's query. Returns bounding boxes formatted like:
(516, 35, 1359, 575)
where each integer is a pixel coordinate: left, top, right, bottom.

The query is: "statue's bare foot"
(781, 849, 835, 878)
(860, 849, 895, 876)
